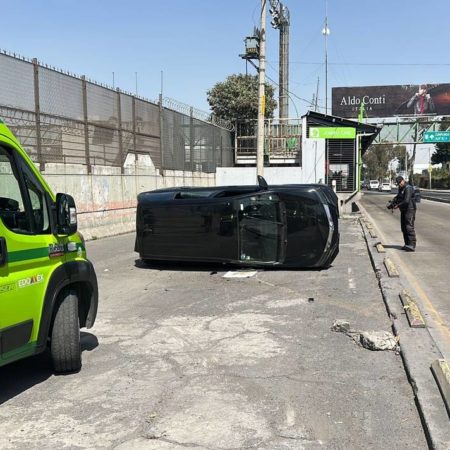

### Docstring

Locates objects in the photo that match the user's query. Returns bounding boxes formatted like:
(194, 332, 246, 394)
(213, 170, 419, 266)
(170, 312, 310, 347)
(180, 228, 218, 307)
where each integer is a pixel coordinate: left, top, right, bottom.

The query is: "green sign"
(423, 131, 450, 143)
(309, 127, 356, 139)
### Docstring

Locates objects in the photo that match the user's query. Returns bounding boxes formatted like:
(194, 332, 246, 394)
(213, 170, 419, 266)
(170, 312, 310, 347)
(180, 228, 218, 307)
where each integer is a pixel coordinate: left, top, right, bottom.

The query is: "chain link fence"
(0, 51, 233, 173)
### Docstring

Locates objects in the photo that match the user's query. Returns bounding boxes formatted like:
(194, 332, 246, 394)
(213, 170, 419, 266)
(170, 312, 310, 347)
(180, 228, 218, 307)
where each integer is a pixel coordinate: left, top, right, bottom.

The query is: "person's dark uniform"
(393, 176, 416, 251)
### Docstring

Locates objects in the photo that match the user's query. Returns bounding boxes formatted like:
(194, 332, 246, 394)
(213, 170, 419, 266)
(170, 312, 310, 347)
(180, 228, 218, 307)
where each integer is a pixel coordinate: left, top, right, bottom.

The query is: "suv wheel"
(50, 289, 81, 373)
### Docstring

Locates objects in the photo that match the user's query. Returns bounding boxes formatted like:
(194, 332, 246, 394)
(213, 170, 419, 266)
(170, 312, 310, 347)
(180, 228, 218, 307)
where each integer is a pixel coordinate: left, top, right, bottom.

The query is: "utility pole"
(322, 1, 330, 114)
(269, 1, 290, 119)
(257, 0, 266, 177)
(315, 77, 319, 111)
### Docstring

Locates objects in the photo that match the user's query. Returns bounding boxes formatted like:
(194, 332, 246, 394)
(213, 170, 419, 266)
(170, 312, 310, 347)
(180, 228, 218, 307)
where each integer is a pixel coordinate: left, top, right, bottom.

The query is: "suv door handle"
(0, 237, 7, 266)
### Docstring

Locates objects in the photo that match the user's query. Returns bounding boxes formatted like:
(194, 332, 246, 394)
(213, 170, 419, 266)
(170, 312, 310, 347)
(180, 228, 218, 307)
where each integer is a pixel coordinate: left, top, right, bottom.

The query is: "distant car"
(380, 182, 391, 192)
(369, 180, 380, 190)
(135, 178, 339, 269)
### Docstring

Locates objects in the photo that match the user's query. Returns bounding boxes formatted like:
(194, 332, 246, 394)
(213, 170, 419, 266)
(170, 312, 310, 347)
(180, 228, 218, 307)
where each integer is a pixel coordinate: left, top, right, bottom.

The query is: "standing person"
(407, 84, 435, 115)
(392, 176, 417, 251)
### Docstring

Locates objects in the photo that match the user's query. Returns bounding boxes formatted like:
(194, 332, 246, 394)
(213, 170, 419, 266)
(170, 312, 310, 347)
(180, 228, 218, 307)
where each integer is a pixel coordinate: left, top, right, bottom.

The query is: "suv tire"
(51, 290, 81, 373)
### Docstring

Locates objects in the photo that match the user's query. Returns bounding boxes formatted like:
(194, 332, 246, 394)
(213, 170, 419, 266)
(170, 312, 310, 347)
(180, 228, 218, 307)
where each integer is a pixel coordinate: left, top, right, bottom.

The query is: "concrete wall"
(42, 161, 215, 240)
(216, 166, 303, 186)
(217, 118, 326, 187)
(301, 137, 326, 184)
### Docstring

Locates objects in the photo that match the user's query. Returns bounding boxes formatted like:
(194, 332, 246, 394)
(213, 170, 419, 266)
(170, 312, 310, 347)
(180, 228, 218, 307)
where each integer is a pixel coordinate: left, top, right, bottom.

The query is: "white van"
(369, 180, 380, 190)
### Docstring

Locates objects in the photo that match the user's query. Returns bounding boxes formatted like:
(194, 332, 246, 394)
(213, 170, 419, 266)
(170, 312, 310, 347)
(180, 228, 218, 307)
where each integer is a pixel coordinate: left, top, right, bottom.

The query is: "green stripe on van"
(0, 341, 37, 366)
(8, 247, 49, 263)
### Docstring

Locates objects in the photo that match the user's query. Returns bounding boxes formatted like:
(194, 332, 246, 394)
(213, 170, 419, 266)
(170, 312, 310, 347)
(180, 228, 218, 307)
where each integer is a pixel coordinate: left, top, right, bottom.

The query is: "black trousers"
(400, 208, 416, 248)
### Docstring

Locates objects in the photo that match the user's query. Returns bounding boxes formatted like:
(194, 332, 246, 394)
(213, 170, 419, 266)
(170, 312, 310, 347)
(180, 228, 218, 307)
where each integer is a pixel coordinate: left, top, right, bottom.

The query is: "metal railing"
(235, 117, 301, 164)
(369, 116, 450, 145)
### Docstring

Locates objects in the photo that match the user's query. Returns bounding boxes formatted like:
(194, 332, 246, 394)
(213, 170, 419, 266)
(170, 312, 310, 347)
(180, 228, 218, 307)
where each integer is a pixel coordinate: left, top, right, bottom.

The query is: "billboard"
(332, 83, 450, 119)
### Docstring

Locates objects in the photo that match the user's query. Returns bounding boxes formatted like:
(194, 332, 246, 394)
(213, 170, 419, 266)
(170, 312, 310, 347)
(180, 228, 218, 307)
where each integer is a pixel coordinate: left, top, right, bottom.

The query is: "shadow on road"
(134, 259, 326, 273)
(0, 332, 98, 405)
(135, 258, 229, 273)
(383, 244, 404, 250)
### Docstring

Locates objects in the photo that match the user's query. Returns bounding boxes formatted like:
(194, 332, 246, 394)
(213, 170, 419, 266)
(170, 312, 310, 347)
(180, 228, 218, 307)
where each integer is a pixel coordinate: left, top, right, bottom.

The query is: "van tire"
(51, 290, 81, 373)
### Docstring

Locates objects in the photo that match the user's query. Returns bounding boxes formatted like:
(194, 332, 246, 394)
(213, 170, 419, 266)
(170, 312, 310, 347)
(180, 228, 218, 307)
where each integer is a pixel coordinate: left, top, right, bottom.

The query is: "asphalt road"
(0, 217, 428, 449)
(421, 189, 450, 204)
(360, 191, 450, 362)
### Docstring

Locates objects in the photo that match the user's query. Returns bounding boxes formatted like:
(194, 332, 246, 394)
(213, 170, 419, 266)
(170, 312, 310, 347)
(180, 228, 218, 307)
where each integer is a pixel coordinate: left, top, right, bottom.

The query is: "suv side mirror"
(55, 193, 77, 235)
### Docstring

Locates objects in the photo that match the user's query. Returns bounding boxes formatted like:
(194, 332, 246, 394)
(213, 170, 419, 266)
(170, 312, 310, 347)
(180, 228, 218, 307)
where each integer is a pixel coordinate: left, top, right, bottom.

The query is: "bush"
(417, 172, 450, 189)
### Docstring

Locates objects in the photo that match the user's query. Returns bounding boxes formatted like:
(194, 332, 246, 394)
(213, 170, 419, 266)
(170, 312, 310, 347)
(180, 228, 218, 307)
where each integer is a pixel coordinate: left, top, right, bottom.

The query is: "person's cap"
(395, 176, 404, 185)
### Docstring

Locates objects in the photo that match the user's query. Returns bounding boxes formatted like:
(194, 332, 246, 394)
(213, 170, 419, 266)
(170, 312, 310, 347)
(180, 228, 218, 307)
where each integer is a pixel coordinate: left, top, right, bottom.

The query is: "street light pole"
(257, 0, 267, 177)
(429, 148, 432, 189)
(405, 148, 408, 181)
(322, 2, 330, 114)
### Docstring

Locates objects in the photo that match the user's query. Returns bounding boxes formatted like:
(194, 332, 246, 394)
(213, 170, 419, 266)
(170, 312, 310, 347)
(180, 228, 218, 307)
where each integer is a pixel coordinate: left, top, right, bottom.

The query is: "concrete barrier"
(42, 163, 215, 240)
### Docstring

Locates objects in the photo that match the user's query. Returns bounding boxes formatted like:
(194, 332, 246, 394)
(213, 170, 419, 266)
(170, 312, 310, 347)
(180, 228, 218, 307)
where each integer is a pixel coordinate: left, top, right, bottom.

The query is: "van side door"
(0, 143, 63, 362)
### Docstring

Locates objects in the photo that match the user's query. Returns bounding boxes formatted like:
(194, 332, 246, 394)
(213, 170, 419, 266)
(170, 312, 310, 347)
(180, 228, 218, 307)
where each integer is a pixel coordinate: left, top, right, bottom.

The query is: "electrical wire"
(285, 61, 450, 67)
(264, 58, 325, 110)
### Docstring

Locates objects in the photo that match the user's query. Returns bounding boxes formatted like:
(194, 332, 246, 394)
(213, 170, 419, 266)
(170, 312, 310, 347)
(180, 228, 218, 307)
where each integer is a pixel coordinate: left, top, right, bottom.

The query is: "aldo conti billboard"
(332, 83, 450, 119)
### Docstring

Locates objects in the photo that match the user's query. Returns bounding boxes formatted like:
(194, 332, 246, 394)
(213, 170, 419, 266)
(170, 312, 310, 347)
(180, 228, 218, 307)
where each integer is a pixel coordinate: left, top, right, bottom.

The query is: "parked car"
(135, 177, 339, 269)
(369, 180, 380, 190)
(379, 182, 391, 192)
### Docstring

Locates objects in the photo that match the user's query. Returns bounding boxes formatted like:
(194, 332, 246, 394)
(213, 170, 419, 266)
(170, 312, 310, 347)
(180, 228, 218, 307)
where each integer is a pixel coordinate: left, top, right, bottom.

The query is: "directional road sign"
(423, 131, 450, 143)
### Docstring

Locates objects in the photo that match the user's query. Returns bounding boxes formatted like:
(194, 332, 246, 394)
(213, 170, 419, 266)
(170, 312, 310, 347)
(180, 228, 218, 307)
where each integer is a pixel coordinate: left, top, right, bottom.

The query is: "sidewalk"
(357, 202, 450, 450)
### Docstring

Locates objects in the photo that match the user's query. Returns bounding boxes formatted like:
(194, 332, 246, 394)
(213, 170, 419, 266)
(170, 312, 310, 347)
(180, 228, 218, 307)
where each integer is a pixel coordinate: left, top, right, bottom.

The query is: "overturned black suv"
(135, 177, 339, 269)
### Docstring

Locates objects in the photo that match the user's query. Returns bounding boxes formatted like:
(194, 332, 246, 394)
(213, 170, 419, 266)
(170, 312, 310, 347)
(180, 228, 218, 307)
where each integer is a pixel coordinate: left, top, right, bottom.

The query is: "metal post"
(116, 88, 124, 174)
(159, 93, 164, 170)
(279, 19, 289, 119)
(220, 134, 224, 167)
(32, 58, 44, 171)
(429, 148, 432, 189)
(132, 96, 137, 163)
(322, 3, 330, 114)
(190, 107, 194, 172)
(81, 76, 91, 173)
(356, 134, 361, 191)
(257, 0, 267, 177)
(212, 129, 216, 172)
(269, 1, 289, 119)
(131, 95, 138, 196)
(324, 26, 328, 114)
(405, 147, 408, 180)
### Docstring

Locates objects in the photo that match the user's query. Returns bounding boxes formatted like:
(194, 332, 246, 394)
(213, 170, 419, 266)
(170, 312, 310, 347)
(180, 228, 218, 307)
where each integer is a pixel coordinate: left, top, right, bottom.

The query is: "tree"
(363, 143, 406, 180)
(431, 119, 450, 168)
(431, 144, 450, 166)
(207, 74, 277, 122)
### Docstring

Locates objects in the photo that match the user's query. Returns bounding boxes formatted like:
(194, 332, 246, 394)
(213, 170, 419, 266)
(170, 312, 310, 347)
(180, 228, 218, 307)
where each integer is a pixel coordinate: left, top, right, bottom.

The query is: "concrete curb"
(399, 290, 426, 328)
(356, 201, 450, 450)
(384, 257, 399, 277)
(431, 359, 450, 417)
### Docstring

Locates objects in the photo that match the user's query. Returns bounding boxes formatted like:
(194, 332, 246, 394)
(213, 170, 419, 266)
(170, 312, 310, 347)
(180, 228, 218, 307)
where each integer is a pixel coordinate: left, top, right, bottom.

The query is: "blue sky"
(1, 0, 448, 117)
